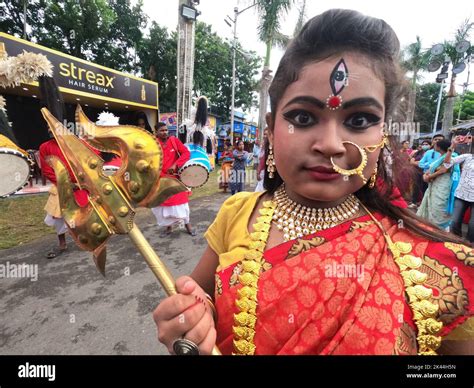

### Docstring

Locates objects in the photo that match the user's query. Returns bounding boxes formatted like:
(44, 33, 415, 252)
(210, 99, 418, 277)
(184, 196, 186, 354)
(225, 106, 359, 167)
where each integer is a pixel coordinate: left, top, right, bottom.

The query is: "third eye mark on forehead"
(283, 96, 383, 111)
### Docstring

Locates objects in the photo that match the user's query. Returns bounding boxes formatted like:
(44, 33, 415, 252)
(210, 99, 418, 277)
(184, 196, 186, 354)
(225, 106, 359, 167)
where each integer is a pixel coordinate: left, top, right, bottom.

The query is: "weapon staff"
(42, 105, 221, 356)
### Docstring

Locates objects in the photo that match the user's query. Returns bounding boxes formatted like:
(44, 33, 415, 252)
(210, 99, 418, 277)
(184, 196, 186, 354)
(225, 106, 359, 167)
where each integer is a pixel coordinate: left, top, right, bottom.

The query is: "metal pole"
(23, 0, 27, 39)
(432, 80, 444, 136)
(128, 224, 221, 356)
(230, 7, 237, 146)
(458, 60, 471, 123)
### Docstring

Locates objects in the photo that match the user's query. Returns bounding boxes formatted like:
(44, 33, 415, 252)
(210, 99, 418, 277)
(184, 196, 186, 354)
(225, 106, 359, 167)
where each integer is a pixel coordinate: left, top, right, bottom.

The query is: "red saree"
(214, 213, 473, 355)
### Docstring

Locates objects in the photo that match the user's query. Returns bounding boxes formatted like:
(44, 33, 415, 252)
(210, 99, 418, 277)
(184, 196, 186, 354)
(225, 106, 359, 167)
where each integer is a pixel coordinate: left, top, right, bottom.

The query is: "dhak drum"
(178, 144, 211, 188)
(0, 134, 33, 197)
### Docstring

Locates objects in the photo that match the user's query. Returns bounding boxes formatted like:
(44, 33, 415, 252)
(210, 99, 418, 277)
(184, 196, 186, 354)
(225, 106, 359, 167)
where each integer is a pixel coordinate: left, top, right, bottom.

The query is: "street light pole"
(227, 2, 257, 145)
(23, 0, 27, 40)
(432, 80, 445, 136)
(230, 7, 238, 146)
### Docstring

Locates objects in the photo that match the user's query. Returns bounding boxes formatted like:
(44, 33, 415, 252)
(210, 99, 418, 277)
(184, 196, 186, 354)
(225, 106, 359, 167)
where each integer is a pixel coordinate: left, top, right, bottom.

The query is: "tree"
(454, 90, 474, 122)
(34, 0, 116, 60)
(0, 0, 45, 40)
(193, 22, 260, 119)
(1, 0, 146, 72)
(93, 0, 147, 73)
(414, 82, 446, 133)
(254, 0, 295, 137)
(138, 21, 177, 112)
(440, 19, 474, 135)
(292, 0, 307, 38)
(401, 36, 430, 128)
(139, 21, 261, 118)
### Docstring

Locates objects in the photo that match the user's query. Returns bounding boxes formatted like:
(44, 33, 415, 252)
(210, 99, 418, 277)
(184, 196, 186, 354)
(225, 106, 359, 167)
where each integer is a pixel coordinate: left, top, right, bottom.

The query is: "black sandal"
(46, 247, 67, 259)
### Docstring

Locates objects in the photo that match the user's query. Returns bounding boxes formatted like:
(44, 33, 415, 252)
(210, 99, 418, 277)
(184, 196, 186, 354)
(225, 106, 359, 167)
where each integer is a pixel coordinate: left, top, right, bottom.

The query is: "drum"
(0, 134, 33, 197)
(178, 144, 211, 188)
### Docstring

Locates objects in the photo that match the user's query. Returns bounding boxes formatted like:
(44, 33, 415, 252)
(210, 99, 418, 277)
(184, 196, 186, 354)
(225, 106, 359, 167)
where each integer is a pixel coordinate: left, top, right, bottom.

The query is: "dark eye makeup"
(282, 109, 381, 131)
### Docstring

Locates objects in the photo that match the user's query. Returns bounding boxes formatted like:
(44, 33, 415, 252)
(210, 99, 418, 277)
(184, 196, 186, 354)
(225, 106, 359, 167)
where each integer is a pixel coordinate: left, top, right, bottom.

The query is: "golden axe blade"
(41, 106, 221, 355)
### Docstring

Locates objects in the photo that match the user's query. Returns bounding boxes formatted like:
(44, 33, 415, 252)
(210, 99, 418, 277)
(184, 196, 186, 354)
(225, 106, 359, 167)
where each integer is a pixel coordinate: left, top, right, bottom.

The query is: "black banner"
(1, 33, 158, 110)
(0, 356, 472, 386)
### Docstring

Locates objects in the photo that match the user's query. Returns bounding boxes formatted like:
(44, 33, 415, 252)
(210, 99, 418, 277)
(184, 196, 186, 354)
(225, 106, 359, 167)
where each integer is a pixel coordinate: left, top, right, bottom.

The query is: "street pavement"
(0, 192, 231, 355)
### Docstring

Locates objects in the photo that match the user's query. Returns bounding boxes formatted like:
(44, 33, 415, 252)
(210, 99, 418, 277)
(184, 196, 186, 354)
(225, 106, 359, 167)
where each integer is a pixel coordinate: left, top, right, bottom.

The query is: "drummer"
(151, 122, 197, 237)
(38, 76, 90, 258)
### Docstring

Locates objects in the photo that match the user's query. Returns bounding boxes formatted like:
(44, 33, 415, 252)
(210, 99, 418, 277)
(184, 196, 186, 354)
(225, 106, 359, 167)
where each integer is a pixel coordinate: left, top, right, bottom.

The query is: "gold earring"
(368, 163, 378, 189)
(330, 141, 368, 184)
(365, 133, 388, 153)
(266, 144, 276, 178)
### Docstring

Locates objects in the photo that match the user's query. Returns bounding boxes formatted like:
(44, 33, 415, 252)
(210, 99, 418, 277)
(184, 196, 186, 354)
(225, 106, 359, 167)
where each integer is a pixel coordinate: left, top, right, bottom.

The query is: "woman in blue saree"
(417, 140, 460, 230)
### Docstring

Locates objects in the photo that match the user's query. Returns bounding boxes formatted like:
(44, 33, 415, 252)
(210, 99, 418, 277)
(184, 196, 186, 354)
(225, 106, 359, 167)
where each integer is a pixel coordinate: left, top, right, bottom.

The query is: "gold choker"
(272, 185, 360, 241)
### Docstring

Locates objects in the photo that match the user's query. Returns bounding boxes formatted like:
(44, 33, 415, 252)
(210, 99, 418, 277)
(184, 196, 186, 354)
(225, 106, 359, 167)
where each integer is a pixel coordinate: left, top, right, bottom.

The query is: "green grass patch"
(0, 194, 54, 249)
(0, 166, 248, 249)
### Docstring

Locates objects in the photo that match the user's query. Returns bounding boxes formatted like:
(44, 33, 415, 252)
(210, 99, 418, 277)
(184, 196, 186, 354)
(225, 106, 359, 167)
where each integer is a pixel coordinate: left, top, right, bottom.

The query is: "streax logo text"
(59, 62, 115, 88)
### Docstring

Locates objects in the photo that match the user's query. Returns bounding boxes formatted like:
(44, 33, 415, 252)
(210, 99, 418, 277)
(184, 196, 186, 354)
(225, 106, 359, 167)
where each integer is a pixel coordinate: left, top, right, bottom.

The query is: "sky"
(141, 0, 474, 118)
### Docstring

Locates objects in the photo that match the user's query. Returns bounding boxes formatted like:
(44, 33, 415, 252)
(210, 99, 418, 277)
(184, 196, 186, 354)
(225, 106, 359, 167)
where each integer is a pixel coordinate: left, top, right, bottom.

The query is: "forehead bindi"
(282, 56, 385, 105)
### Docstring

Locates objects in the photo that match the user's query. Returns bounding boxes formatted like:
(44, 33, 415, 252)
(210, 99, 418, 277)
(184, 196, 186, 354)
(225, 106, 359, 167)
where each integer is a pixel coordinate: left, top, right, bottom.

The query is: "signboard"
(159, 112, 177, 130)
(233, 122, 244, 134)
(0, 33, 158, 110)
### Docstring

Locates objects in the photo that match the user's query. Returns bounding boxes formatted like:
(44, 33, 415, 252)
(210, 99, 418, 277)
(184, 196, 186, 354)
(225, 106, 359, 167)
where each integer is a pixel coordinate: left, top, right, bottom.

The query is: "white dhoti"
(44, 185, 67, 235)
(151, 203, 190, 227)
(44, 214, 67, 235)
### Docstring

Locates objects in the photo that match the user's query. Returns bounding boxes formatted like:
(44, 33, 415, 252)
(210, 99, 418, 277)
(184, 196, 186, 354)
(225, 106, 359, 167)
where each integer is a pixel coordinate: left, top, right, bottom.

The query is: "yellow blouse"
(204, 191, 265, 270)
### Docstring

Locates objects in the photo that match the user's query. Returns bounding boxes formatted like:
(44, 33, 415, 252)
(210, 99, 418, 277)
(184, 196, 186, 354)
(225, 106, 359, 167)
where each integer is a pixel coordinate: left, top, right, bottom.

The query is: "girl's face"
(268, 53, 385, 203)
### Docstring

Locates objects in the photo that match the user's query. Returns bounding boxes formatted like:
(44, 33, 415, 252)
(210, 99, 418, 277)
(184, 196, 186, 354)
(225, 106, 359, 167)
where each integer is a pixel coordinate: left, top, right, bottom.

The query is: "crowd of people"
(392, 135, 473, 243)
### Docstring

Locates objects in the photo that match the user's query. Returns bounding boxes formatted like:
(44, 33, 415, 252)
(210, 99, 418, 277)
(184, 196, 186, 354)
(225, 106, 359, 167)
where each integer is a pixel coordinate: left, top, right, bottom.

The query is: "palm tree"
(254, 0, 295, 140)
(292, 0, 307, 37)
(441, 19, 473, 136)
(401, 36, 431, 135)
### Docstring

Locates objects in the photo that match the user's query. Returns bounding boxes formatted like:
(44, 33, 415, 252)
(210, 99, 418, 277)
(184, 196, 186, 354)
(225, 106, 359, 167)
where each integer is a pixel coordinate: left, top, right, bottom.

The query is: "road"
(0, 192, 230, 355)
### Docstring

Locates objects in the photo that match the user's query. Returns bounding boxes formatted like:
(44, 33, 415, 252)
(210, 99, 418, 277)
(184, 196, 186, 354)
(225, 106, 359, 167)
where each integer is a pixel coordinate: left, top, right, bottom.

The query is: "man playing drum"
(151, 122, 197, 237)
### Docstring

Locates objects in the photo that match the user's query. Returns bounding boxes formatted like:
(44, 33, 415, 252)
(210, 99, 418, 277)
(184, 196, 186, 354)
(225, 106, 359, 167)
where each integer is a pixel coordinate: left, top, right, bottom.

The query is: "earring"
(266, 144, 276, 178)
(368, 163, 378, 189)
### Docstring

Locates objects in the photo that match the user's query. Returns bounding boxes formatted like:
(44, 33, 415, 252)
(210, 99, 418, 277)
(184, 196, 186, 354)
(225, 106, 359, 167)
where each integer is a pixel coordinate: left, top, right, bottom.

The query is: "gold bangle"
(205, 293, 217, 322)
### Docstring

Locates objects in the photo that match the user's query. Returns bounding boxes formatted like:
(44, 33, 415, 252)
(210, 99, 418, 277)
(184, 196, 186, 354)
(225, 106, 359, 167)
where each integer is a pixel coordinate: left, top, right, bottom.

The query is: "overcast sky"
(141, 0, 474, 118)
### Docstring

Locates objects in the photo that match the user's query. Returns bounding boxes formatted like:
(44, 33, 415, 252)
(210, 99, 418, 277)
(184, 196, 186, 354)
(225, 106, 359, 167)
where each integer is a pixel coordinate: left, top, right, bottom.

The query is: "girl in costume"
(153, 9, 473, 355)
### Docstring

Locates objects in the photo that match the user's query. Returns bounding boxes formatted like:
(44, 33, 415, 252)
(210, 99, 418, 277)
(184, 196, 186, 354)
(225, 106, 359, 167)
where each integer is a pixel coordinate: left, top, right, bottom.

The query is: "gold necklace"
(272, 185, 360, 241)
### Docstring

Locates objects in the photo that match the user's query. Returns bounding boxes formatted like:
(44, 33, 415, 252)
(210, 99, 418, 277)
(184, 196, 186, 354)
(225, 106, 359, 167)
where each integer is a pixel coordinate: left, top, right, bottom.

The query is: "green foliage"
(94, 0, 148, 72)
(0, 0, 43, 38)
(1, 0, 146, 72)
(138, 21, 177, 112)
(1, 2, 261, 117)
(36, 0, 116, 59)
(414, 82, 446, 132)
(140, 21, 261, 118)
(454, 91, 474, 122)
(401, 36, 431, 87)
(194, 22, 260, 119)
(255, 0, 294, 65)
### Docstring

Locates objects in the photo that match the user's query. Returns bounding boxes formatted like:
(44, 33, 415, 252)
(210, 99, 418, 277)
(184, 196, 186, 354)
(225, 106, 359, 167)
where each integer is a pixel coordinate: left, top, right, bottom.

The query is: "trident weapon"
(42, 105, 221, 355)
